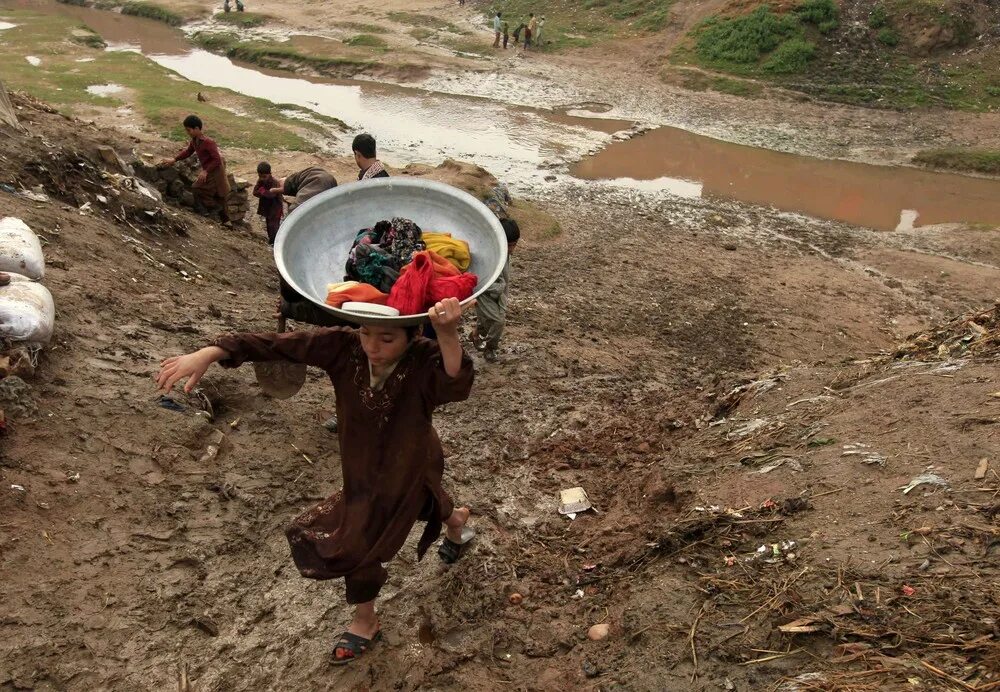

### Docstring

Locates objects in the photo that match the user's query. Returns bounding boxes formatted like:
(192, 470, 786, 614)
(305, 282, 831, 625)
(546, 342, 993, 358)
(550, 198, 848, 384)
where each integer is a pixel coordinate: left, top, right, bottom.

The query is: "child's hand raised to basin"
(428, 298, 473, 333)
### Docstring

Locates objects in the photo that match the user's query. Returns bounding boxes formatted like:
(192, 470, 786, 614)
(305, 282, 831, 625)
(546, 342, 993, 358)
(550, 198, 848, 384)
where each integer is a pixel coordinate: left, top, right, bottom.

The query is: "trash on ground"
(587, 623, 610, 641)
(747, 540, 797, 565)
(974, 458, 989, 480)
(157, 396, 186, 413)
(559, 487, 593, 519)
(900, 473, 949, 495)
(841, 443, 887, 467)
(758, 457, 803, 474)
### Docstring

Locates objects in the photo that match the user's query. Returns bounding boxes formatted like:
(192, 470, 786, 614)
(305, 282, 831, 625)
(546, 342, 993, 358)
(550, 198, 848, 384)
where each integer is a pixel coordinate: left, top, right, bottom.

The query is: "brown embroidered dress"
(213, 328, 474, 603)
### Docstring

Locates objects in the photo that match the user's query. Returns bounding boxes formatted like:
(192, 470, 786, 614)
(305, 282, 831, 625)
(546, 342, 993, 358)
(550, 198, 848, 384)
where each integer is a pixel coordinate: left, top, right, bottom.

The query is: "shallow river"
(4, 0, 1000, 232)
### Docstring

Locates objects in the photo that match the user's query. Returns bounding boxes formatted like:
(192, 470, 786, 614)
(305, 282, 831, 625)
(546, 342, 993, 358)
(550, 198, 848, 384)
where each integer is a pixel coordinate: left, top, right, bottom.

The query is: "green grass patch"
(213, 11, 270, 27)
(0, 10, 330, 152)
(335, 21, 387, 34)
(120, 1, 183, 26)
(484, 0, 670, 52)
(386, 11, 468, 35)
(712, 76, 763, 97)
(877, 27, 899, 46)
(70, 29, 107, 49)
(344, 33, 387, 49)
(674, 0, 1000, 111)
(694, 7, 801, 70)
(193, 32, 372, 75)
(869, 4, 888, 29)
(409, 27, 433, 41)
(763, 37, 815, 73)
(796, 0, 838, 32)
(913, 149, 1000, 175)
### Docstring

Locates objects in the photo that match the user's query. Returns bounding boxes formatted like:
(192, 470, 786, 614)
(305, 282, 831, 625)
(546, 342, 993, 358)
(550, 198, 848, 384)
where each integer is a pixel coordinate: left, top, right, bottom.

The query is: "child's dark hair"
(352, 133, 377, 159)
(405, 325, 419, 341)
(257, 161, 271, 175)
(500, 218, 520, 246)
(183, 114, 203, 130)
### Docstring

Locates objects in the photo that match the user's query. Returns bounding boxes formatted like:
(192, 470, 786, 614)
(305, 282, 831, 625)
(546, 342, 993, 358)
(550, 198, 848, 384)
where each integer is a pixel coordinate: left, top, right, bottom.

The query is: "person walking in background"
(525, 13, 537, 49)
(158, 114, 231, 226)
(492, 11, 502, 48)
(502, 17, 509, 49)
(535, 16, 545, 49)
(472, 219, 519, 363)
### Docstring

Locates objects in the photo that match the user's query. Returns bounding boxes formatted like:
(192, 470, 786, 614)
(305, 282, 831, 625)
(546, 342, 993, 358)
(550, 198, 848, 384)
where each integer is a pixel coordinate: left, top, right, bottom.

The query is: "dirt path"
(1, 92, 998, 691)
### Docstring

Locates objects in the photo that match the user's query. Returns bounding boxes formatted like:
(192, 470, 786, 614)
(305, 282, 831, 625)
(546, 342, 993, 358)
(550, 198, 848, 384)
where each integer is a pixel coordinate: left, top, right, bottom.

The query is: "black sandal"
(438, 527, 476, 564)
(331, 630, 382, 666)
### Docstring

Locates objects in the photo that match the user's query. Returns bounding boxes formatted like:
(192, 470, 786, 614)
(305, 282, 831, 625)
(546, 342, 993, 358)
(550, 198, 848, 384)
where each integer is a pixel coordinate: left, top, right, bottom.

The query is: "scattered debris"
(900, 473, 949, 495)
(757, 458, 803, 474)
(901, 585, 916, 597)
(158, 396, 186, 413)
(558, 487, 594, 519)
(508, 592, 523, 606)
(974, 458, 989, 480)
(587, 623, 610, 641)
(897, 303, 1000, 361)
(747, 540, 798, 565)
(841, 442, 887, 467)
(10, 483, 25, 492)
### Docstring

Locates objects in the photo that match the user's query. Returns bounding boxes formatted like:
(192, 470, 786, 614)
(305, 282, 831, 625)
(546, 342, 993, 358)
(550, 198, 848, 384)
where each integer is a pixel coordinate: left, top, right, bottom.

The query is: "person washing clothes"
(352, 133, 389, 181)
(472, 219, 519, 362)
(158, 115, 231, 226)
(252, 161, 283, 245)
(155, 297, 477, 666)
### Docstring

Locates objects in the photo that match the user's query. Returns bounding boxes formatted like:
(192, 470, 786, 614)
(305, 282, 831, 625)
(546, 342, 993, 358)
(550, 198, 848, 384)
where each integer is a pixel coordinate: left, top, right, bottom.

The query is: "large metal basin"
(273, 178, 507, 326)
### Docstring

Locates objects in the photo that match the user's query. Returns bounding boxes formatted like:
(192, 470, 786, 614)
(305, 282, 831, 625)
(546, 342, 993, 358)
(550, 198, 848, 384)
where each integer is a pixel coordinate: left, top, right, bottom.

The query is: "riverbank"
(2, 82, 999, 690)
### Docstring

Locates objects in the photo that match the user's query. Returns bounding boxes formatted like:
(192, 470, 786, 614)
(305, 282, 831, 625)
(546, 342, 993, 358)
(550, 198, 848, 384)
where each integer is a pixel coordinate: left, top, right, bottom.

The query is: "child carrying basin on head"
(155, 298, 476, 665)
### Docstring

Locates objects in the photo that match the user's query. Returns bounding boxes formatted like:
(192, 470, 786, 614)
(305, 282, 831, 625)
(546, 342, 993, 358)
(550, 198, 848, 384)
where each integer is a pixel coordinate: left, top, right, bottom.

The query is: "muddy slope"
(0, 94, 999, 691)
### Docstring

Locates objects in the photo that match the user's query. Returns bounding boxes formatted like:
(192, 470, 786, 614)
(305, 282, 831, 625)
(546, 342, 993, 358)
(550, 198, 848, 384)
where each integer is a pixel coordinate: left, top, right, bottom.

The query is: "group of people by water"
(155, 114, 519, 665)
(493, 11, 545, 51)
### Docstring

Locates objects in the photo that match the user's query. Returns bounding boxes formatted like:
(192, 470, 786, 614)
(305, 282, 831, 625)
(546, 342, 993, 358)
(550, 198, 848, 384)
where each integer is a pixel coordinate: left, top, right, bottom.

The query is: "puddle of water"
(572, 127, 1000, 231)
(9, 0, 189, 54)
(86, 83, 124, 97)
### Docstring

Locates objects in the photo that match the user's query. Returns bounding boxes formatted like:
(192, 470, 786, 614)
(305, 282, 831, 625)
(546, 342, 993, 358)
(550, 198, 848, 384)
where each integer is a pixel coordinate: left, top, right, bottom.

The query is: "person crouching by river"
(155, 297, 477, 665)
(159, 115, 231, 226)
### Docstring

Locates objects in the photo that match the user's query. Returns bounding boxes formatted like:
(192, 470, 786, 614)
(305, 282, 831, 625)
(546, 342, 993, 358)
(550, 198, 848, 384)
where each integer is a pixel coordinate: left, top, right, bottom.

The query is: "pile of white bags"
(0, 217, 55, 345)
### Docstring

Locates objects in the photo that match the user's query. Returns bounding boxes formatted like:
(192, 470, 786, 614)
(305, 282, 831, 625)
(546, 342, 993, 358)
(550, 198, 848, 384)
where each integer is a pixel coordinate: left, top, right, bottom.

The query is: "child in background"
(472, 218, 519, 362)
(252, 161, 283, 245)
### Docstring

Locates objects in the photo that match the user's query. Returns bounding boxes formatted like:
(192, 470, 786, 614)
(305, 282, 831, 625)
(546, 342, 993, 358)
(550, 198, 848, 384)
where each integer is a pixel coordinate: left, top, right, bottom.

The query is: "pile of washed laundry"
(326, 217, 477, 316)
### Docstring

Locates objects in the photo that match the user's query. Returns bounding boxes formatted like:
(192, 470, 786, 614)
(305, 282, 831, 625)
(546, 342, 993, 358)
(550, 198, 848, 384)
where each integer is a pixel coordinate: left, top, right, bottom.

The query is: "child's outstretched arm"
(156, 346, 228, 393)
(428, 297, 474, 378)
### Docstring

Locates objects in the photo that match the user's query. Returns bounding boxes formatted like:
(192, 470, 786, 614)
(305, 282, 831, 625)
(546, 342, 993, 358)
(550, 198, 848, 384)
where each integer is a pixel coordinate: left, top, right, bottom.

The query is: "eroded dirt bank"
(0, 90, 998, 691)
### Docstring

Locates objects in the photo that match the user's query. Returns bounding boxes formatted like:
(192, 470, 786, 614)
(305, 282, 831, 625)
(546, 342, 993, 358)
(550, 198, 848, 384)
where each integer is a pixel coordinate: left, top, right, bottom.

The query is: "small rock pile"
(125, 151, 251, 223)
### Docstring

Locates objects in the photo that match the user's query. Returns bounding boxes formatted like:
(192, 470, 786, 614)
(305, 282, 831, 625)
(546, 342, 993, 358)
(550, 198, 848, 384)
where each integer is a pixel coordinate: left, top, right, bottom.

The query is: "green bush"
(869, 4, 888, 29)
(877, 27, 899, 46)
(695, 7, 800, 66)
(120, 2, 183, 26)
(797, 0, 838, 26)
(763, 37, 815, 72)
(345, 33, 387, 48)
